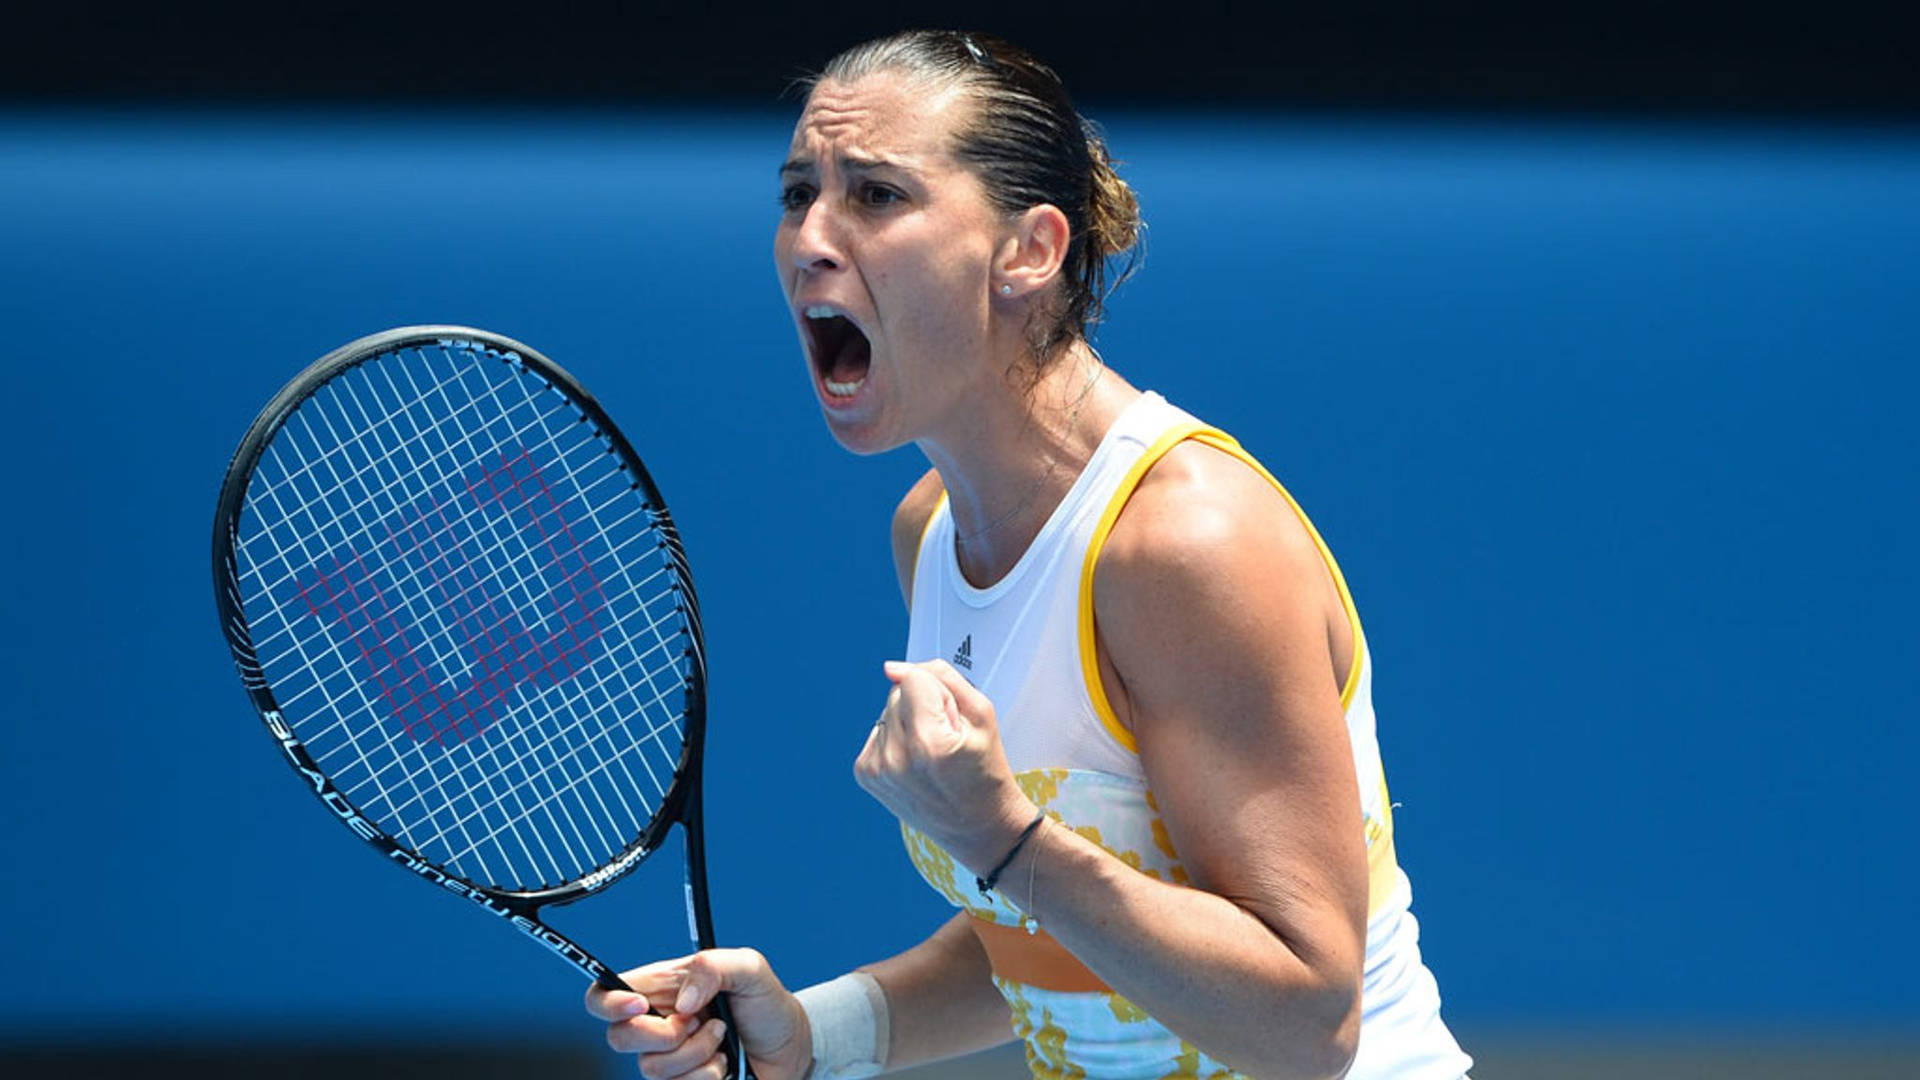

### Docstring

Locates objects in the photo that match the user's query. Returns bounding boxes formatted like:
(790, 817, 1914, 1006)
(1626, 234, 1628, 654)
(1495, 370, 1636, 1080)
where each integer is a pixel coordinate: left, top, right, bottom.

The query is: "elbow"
(1268, 967, 1362, 1080)
(1297, 975, 1362, 1080)
(1317, 979, 1363, 1080)
(1292, 913, 1365, 1079)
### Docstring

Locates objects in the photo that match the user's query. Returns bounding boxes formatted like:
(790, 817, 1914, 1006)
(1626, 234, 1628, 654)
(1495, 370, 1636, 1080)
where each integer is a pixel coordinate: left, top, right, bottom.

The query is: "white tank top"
(901, 392, 1471, 1080)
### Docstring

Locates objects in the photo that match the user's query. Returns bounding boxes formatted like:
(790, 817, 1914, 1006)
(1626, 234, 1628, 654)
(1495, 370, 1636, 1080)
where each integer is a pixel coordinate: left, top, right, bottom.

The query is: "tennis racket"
(212, 325, 750, 1078)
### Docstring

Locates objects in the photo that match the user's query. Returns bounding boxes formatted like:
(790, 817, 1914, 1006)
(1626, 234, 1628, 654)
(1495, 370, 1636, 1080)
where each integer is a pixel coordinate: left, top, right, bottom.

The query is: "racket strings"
(257, 482, 650, 701)
(250, 355, 665, 725)
(282, 458, 652, 871)
(279, 349, 600, 881)
(392, 351, 694, 873)
(299, 559, 675, 782)
(303, 348, 676, 887)
(254, 378, 553, 885)
(290, 451, 609, 745)
(334, 595, 688, 841)
(301, 556, 669, 765)
(245, 349, 549, 539)
(242, 371, 605, 624)
(236, 342, 694, 893)
(253, 397, 516, 882)
(380, 344, 682, 881)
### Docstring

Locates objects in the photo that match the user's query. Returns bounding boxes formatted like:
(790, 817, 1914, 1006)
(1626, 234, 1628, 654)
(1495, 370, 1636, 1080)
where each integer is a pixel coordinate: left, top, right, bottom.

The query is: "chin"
(820, 410, 903, 457)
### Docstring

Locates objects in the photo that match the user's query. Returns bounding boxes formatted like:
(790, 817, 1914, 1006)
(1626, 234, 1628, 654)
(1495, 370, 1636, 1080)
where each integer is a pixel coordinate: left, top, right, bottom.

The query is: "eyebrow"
(778, 153, 913, 179)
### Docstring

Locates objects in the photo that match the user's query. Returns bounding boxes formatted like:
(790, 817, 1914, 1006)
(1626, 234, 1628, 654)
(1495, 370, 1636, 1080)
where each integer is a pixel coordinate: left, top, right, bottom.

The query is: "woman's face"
(775, 72, 1009, 455)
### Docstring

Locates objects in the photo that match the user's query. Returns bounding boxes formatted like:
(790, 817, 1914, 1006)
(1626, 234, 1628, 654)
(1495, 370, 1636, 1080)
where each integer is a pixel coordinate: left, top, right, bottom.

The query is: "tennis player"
(587, 30, 1471, 1080)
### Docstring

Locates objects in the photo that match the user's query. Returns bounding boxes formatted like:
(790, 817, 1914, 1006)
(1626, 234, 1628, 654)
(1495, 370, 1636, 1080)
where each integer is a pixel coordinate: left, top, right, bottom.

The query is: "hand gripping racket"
(212, 326, 751, 1078)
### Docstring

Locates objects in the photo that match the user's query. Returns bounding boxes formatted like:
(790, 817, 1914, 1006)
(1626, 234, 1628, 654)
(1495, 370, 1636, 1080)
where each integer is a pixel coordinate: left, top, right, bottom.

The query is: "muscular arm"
(904, 444, 1368, 1079)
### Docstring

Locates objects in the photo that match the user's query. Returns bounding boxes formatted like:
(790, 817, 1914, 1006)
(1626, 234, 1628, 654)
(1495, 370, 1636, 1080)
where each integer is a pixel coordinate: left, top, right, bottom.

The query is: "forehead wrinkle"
(783, 135, 945, 186)
(792, 73, 971, 165)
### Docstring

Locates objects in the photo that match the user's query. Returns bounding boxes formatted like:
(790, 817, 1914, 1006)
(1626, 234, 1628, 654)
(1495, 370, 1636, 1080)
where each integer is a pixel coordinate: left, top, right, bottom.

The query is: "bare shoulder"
(1097, 440, 1332, 607)
(890, 467, 947, 609)
(1092, 439, 1351, 732)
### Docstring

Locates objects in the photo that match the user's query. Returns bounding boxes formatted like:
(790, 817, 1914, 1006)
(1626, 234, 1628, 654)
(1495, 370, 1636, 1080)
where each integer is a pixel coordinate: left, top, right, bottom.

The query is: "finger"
(595, 955, 707, 1015)
(881, 661, 959, 740)
(916, 658, 994, 725)
(586, 981, 652, 1022)
(672, 948, 784, 1015)
(607, 1010, 704, 1055)
(854, 716, 885, 790)
(637, 1017, 728, 1079)
(871, 682, 909, 749)
(638, 1050, 728, 1080)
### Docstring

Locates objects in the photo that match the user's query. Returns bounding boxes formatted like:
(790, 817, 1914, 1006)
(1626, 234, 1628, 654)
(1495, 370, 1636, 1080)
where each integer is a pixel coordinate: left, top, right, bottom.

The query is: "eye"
(859, 183, 904, 208)
(779, 183, 816, 213)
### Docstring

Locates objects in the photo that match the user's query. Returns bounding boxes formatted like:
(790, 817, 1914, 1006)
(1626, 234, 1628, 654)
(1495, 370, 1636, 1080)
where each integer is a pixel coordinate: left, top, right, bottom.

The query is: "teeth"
(805, 305, 865, 400)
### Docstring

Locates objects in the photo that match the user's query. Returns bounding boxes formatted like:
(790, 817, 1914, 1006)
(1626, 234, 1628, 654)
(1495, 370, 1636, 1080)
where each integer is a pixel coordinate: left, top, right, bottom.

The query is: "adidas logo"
(953, 634, 973, 670)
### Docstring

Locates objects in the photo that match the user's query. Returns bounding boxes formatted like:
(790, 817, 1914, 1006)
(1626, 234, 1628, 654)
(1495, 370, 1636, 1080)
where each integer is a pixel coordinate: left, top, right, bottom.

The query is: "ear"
(992, 204, 1072, 300)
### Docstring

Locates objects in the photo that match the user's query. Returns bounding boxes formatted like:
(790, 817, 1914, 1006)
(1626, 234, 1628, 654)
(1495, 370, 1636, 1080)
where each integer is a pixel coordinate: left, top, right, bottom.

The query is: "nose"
(789, 198, 843, 274)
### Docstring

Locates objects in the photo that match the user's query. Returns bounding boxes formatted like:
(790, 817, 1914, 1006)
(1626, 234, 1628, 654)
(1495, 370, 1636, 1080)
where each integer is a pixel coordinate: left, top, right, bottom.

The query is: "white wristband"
(794, 971, 889, 1080)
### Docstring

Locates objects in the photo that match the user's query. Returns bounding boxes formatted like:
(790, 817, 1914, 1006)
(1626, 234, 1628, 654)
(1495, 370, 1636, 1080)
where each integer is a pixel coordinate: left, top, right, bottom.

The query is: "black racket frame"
(212, 327, 744, 1071)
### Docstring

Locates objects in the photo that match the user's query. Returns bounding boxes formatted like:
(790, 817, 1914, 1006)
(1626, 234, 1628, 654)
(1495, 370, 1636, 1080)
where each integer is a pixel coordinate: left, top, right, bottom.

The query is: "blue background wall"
(0, 109, 1914, 1049)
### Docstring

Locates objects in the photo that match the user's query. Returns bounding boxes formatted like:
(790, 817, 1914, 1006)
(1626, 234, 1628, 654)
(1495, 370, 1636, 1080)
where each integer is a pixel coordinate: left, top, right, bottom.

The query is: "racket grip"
(710, 990, 756, 1080)
(596, 969, 752, 1077)
(595, 969, 635, 993)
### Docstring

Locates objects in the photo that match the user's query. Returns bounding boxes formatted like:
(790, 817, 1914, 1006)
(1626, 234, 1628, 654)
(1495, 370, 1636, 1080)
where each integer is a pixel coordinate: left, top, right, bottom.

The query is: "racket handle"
(595, 968, 635, 993)
(596, 971, 754, 1078)
(710, 990, 757, 1080)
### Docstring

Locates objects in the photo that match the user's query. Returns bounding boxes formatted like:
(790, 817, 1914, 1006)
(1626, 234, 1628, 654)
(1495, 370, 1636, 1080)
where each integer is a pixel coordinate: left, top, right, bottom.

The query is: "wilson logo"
(576, 843, 651, 893)
(292, 449, 607, 747)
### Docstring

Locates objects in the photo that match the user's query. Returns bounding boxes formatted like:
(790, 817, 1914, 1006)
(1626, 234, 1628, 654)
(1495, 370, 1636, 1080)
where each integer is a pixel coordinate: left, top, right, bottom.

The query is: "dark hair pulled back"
(812, 30, 1143, 366)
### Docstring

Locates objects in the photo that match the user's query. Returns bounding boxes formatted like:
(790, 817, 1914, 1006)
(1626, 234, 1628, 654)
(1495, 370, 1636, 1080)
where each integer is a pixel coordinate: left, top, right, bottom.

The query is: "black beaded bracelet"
(975, 810, 1048, 896)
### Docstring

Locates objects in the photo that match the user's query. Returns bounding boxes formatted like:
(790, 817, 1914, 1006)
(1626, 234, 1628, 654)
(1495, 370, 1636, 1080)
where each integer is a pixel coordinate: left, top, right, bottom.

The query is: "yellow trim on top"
(920, 492, 949, 557)
(1075, 425, 1368, 753)
(907, 491, 949, 607)
(1076, 422, 1215, 754)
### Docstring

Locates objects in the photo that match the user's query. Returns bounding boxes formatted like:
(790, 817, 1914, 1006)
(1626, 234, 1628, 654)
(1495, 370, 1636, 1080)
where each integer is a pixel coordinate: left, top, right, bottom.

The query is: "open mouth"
(802, 306, 872, 399)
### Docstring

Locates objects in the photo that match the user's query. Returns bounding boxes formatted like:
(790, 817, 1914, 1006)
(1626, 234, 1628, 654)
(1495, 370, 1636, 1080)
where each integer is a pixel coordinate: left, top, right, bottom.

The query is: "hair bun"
(1083, 122, 1142, 261)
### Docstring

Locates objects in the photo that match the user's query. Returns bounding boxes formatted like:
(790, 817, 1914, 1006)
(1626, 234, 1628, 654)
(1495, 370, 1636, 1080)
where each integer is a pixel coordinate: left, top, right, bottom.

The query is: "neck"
(919, 340, 1136, 588)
